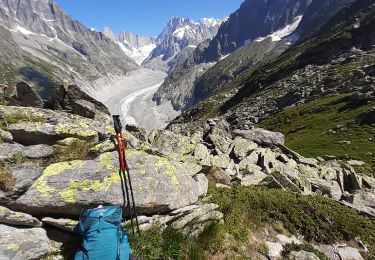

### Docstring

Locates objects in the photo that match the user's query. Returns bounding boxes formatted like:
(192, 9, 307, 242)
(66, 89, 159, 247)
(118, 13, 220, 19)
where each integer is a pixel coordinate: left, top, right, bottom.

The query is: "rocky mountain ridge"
(0, 0, 138, 98)
(153, 0, 359, 112)
(142, 17, 227, 72)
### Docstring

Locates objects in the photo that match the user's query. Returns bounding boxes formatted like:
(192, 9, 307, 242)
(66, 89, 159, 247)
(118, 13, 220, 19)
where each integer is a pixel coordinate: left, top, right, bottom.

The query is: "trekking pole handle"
(113, 115, 122, 135)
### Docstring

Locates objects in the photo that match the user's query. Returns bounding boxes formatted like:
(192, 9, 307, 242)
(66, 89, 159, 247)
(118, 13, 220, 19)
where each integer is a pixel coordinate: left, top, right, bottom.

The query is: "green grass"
(0, 162, 15, 191)
(50, 139, 93, 163)
(0, 152, 26, 191)
(126, 184, 375, 259)
(128, 227, 210, 260)
(209, 185, 375, 257)
(4, 110, 46, 124)
(5, 152, 27, 165)
(258, 94, 375, 169)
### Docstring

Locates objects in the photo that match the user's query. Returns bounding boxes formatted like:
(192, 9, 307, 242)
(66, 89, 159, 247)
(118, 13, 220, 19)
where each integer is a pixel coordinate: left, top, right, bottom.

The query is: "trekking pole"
(120, 131, 141, 235)
(113, 115, 135, 234)
(113, 115, 140, 235)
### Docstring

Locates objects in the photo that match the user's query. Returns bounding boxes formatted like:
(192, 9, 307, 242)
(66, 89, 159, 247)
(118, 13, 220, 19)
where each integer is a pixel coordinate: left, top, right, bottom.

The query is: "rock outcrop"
(15, 150, 205, 216)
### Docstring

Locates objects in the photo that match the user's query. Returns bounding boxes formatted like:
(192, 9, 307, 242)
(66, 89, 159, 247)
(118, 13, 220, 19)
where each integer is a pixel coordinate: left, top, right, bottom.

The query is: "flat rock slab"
(15, 150, 203, 216)
(42, 217, 77, 233)
(0, 143, 24, 161)
(0, 224, 53, 260)
(23, 144, 54, 159)
(234, 128, 285, 146)
(0, 206, 41, 227)
(0, 105, 111, 145)
(0, 143, 54, 161)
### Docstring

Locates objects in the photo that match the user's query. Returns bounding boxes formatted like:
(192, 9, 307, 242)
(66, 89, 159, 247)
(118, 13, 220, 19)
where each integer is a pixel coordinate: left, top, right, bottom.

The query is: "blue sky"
(54, 0, 244, 36)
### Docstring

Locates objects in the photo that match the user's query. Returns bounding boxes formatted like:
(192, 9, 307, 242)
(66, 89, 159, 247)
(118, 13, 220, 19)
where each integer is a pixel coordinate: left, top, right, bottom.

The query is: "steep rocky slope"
(169, 0, 375, 174)
(0, 0, 138, 98)
(154, 0, 358, 112)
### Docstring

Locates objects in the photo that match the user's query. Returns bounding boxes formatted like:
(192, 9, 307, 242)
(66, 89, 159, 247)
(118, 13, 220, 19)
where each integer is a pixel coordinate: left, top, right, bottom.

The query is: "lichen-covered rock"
(0, 206, 41, 227)
(309, 178, 343, 200)
(24, 144, 54, 159)
(233, 128, 285, 146)
(241, 170, 268, 186)
(149, 130, 196, 157)
(0, 224, 53, 260)
(193, 173, 208, 197)
(0, 162, 43, 202)
(0, 106, 110, 145)
(90, 140, 116, 154)
(0, 142, 23, 161)
(207, 167, 232, 185)
(0, 129, 13, 142)
(210, 154, 231, 169)
(42, 217, 78, 233)
(193, 143, 211, 165)
(289, 250, 320, 260)
(170, 203, 221, 230)
(0, 142, 53, 161)
(15, 150, 204, 216)
(232, 137, 258, 160)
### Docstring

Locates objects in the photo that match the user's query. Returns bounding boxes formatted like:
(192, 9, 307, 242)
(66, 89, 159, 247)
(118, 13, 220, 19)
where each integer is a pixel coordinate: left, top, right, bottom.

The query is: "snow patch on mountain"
(255, 15, 303, 42)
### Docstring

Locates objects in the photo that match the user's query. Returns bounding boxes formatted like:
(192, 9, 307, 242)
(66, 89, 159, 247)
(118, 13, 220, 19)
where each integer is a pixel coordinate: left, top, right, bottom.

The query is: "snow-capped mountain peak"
(143, 16, 226, 71)
(103, 27, 156, 65)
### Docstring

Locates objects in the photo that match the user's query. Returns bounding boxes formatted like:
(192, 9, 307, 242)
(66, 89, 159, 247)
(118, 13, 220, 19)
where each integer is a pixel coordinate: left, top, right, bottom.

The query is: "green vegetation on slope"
(209, 185, 375, 258)
(259, 94, 375, 169)
(128, 185, 375, 259)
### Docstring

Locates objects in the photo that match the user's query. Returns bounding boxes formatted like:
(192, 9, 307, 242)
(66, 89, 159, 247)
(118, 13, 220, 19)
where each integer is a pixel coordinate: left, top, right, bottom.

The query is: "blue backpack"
(74, 206, 131, 260)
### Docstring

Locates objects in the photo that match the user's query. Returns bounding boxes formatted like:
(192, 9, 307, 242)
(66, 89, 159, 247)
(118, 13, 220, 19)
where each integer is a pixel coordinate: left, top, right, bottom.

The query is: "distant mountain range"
(0, 0, 138, 98)
(153, 0, 358, 111)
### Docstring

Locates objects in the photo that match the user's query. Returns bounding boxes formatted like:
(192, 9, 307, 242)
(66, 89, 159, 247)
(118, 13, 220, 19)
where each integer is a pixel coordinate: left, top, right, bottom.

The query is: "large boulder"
(149, 130, 197, 158)
(15, 81, 44, 108)
(0, 224, 54, 259)
(50, 84, 110, 121)
(15, 150, 204, 216)
(233, 128, 285, 146)
(0, 106, 111, 145)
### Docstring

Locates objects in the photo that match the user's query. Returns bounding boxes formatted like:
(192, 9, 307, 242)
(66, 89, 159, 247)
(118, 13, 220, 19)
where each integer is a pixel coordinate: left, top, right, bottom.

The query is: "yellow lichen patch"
(59, 188, 77, 204)
(6, 243, 19, 251)
(54, 123, 98, 139)
(33, 160, 85, 197)
(58, 171, 121, 204)
(0, 206, 5, 212)
(99, 153, 115, 170)
(155, 156, 179, 187)
(105, 125, 115, 135)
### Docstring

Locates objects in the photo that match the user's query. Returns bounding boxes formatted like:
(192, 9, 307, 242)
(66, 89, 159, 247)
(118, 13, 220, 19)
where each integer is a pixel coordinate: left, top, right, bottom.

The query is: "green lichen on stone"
(33, 160, 85, 197)
(58, 171, 121, 204)
(156, 156, 179, 187)
(6, 243, 19, 251)
(99, 153, 115, 170)
(54, 123, 97, 140)
(0, 205, 6, 212)
(105, 125, 115, 135)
